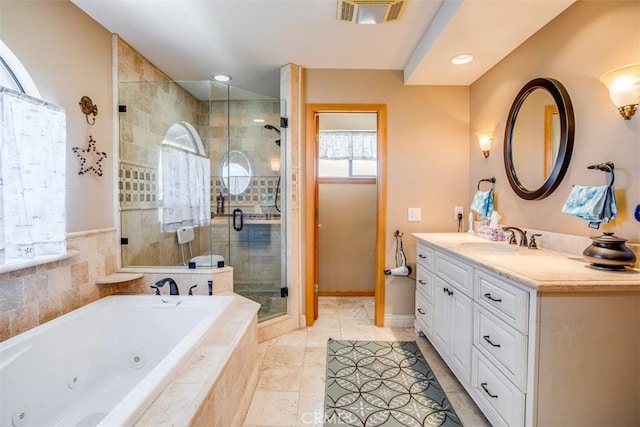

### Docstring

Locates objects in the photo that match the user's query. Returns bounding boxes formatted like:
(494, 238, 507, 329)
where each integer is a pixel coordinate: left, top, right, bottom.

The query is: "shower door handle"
(233, 208, 244, 231)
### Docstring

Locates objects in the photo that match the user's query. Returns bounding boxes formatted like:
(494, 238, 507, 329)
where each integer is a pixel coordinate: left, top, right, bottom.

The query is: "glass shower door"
(210, 83, 287, 321)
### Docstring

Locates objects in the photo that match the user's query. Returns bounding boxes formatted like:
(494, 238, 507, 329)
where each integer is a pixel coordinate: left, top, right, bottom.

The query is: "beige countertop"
(413, 233, 640, 292)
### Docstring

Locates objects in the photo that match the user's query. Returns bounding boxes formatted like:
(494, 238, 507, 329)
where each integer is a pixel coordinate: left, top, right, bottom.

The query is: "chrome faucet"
(150, 278, 180, 295)
(503, 227, 528, 247)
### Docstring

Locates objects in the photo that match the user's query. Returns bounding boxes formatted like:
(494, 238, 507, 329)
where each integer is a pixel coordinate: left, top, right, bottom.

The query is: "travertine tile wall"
(118, 39, 205, 267)
(0, 229, 127, 341)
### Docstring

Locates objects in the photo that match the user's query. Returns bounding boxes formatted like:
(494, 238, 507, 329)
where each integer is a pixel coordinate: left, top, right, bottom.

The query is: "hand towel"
(471, 190, 494, 219)
(561, 185, 617, 225)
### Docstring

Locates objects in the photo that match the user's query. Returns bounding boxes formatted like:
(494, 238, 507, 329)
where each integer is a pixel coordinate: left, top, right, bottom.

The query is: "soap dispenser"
(216, 192, 224, 214)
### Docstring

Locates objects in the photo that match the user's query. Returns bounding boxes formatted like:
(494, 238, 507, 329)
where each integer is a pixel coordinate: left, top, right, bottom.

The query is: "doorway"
(305, 104, 387, 326)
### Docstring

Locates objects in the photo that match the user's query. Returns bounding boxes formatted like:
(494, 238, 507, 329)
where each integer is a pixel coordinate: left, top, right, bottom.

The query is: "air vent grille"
(337, 0, 407, 23)
(341, 1, 355, 21)
(387, 1, 404, 21)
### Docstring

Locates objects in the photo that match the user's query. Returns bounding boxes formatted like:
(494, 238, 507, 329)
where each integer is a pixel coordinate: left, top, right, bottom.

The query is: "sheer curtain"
(160, 145, 211, 232)
(318, 131, 377, 160)
(0, 87, 66, 264)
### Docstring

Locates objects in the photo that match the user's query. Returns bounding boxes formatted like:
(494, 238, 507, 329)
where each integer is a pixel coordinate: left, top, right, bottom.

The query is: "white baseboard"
(384, 314, 415, 328)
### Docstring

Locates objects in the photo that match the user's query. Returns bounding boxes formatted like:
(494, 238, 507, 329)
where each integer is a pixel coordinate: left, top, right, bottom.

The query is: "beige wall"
(305, 70, 470, 316)
(0, 1, 125, 340)
(318, 183, 376, 293)
(470, 0, 640, 242)
(0, 0, 114, 232)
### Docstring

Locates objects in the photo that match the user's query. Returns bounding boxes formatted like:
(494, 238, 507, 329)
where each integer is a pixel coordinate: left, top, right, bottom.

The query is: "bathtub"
(0, 295, 234, 427)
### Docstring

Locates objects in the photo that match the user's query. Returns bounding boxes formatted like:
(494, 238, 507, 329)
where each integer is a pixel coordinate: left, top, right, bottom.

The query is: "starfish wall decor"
(72, 135, 108, 176)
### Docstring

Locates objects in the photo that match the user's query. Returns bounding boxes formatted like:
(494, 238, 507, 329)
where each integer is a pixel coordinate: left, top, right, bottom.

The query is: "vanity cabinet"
(416, 246, 473, 385)
(413, 234, 640, 427)
(471, 270, 529, 426)
(414, 246, 434, 336)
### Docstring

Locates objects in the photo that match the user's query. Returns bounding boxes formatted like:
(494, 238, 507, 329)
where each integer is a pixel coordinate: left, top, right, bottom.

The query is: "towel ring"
(587, 162, 615, 187)
(477, 177, 496, 191)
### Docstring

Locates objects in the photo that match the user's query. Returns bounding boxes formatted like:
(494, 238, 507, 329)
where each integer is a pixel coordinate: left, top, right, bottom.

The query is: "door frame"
(305, 104, 387, 326)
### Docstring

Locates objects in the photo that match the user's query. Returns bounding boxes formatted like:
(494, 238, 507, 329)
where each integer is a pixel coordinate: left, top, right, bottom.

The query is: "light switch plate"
(408, 207, 422, 222)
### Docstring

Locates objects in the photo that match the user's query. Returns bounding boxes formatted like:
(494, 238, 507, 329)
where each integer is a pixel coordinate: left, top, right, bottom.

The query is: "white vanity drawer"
(417, 243, 434, 270)
(416, 264, 433, 302)
(415, 291, 433, 337)
(435, 252, 473, 297)
(475, 270, 529, 334)
(473, 305, 528, 390)
(472, 348, 525, 427)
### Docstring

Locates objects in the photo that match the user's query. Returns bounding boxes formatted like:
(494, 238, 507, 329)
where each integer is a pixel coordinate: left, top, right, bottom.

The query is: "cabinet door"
(448, 289, 473, 384)
(432, 276, 451, 354)
(415, 291, 433, 338)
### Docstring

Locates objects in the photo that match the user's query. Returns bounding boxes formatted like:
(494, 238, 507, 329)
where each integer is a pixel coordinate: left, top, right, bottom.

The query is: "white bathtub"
(0, 295, 234, 427)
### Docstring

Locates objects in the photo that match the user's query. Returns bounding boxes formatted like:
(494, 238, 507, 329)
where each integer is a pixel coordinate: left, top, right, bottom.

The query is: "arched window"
(0, 39, 66, 271)
(160, 121, 211, 232)
(0, 39, 41, 98)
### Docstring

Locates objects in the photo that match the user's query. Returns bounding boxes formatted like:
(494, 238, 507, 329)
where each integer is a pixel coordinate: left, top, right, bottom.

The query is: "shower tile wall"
(118, 39, 205, 267)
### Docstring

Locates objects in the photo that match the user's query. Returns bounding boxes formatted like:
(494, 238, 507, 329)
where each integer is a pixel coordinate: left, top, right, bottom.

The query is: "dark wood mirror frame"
(504, 78, 575, 200)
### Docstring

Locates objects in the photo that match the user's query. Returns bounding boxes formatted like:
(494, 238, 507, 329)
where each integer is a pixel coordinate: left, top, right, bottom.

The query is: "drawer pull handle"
(418, 280, 426, 285)
(418, 254, 427, 259)
(443, 287, 453, 296)
(483, 293, 502, 303)
(481, 382, 498, 399)
(417, 308, 425, 315)
(483, 335, 501, 348)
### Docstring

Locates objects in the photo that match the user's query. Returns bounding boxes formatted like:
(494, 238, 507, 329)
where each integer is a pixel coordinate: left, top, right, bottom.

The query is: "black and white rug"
(324, 339, 462, 427)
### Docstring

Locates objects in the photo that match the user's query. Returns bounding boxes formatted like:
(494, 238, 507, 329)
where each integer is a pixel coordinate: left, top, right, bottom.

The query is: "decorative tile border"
(211, 176, 281, 207)
(119, 161, 159, 210)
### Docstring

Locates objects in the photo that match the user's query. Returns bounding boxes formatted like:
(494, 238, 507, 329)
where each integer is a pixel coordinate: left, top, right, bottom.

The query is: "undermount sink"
(460, 242, 520, 253)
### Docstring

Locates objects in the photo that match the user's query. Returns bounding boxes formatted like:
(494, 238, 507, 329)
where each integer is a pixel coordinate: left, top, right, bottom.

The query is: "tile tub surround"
(118, 266, 234, 296)
(136, 293, 260, 426)
(0, 228, 120, 341)
(413, 233, 640, 292)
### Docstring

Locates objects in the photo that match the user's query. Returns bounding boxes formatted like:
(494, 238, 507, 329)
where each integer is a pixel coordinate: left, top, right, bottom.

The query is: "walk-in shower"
(118, 79, 287, 321)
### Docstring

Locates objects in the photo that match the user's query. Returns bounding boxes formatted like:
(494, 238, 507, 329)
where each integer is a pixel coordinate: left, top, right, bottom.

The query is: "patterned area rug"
(324, 339, 462, 427)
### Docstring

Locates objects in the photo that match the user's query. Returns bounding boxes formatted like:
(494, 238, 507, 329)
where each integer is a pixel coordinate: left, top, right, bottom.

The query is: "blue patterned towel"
(471, 190, 494, 219)
(562, 185, 617, 224)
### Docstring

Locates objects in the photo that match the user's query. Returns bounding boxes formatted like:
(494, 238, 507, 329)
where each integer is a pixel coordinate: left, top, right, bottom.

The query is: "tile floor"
(243, 296, 490, 427)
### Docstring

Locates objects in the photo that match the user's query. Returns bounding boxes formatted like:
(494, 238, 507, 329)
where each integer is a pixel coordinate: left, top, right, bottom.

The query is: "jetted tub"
(0, 295, 234, 427)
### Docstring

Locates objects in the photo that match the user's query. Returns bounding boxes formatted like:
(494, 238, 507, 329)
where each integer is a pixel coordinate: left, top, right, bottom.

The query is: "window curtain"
(318, 131, 377, 160)
(160, 145, 211, 232)
(0, 87, 66, 264)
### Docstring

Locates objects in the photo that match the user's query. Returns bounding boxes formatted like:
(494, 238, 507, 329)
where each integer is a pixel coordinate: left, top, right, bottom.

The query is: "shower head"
(264, 124, 281, 135)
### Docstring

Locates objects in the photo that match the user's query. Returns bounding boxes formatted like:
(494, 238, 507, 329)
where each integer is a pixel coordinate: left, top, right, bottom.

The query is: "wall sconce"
(79, 96, 98, 125)
(599, 62, 640, 120)
(475, 130, 493, 158)
(270, 158, 281, 172)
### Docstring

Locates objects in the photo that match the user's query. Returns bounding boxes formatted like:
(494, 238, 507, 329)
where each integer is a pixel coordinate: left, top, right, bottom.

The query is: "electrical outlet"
(454, 206, 464, 220)
(408, 207, 422, 222)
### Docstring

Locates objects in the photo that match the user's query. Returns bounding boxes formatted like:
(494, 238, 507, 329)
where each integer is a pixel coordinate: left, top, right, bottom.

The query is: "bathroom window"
(318, 131, 377, 178)
(0, 39, 41, 98)
(159, 121, 211, 232)
(1, 40, 67, 271)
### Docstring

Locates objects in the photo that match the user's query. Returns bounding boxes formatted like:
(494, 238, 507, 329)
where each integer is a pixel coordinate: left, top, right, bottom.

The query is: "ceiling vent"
(337, 0, 407, 24)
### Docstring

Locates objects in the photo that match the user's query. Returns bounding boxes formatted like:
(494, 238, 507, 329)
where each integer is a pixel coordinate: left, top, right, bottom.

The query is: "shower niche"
(118, 79, 287, 321)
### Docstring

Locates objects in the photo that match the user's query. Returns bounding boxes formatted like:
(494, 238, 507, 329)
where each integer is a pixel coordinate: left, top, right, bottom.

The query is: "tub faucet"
(151, 278, 180, 295)
(503, 227, 528, 247)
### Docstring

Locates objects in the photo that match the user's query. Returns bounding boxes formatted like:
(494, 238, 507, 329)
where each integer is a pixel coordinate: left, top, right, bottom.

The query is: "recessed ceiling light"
(451, 54, 474, 65)
(212, 74, 232, 82)
(253, 118, 265, 123)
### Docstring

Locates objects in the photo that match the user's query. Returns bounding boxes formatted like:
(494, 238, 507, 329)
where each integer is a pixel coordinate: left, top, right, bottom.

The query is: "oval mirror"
(220, 150, 252, 195)
(504, 78, 574, 200)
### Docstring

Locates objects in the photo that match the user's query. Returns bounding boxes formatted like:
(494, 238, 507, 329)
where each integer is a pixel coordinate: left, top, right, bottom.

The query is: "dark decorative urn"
(583, 232, 636, 270)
